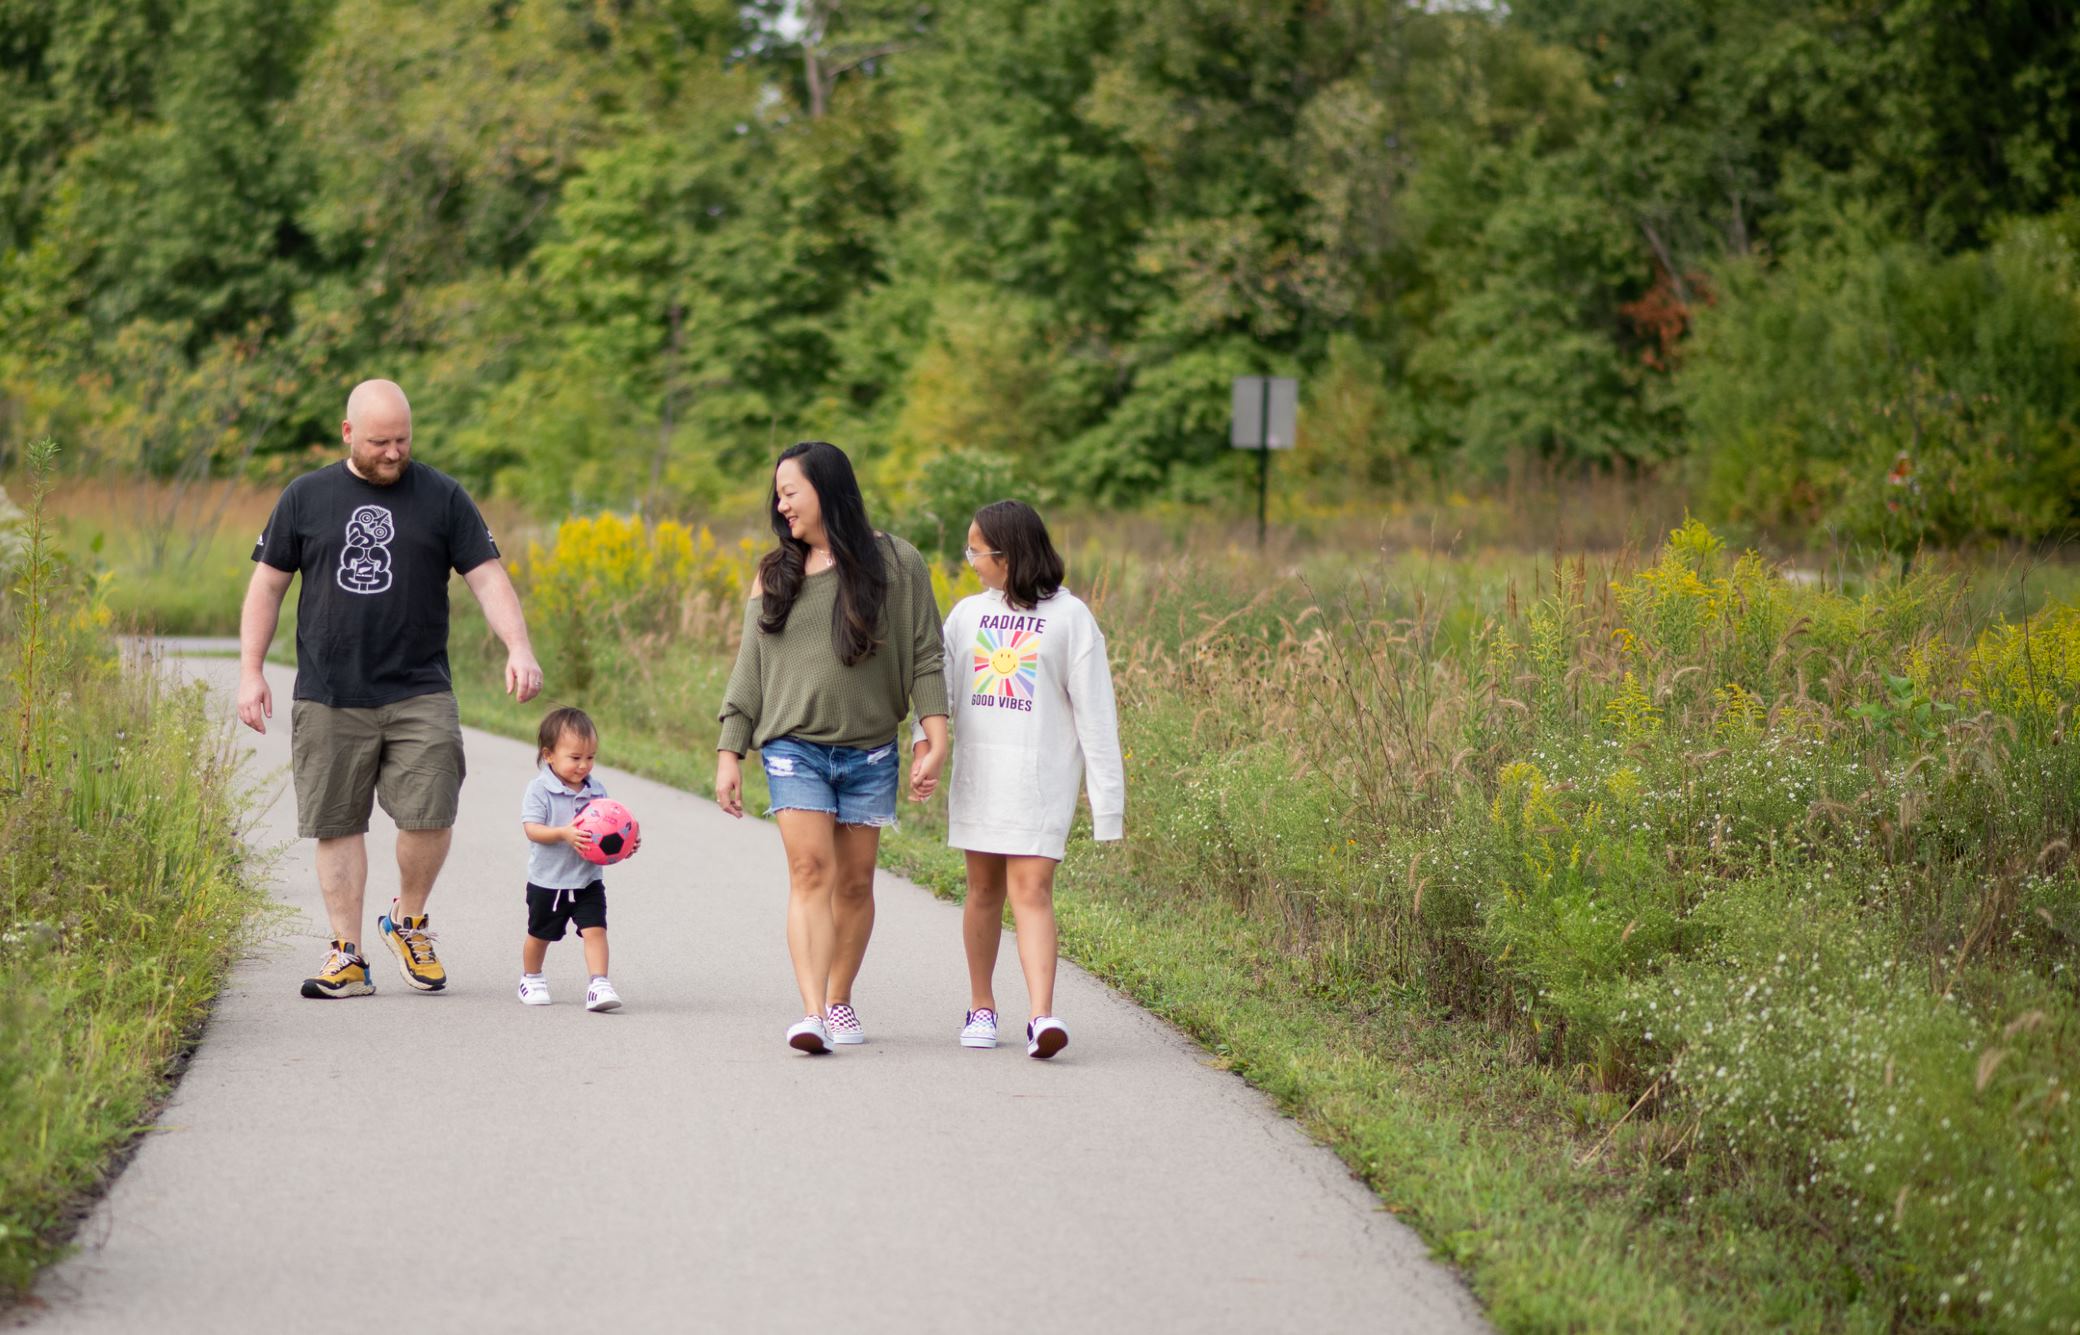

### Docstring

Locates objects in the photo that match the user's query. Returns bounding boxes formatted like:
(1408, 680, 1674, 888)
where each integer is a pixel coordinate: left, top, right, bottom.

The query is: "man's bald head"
(345, 379, 411, 429)
(342, 379, 414, 486)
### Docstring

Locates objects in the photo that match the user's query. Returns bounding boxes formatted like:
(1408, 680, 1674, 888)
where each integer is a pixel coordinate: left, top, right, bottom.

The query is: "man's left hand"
(507, 651, 543, 703)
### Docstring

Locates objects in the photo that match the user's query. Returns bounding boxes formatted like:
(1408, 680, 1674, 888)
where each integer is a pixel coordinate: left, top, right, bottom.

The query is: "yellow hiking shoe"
(300, 940, 375, 999)
(377, 902, 447, 992)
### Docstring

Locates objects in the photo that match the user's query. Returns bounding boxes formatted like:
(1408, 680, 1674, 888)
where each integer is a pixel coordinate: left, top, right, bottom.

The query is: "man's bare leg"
(315, 835, 369, 945)
(395, 827, 452, 918)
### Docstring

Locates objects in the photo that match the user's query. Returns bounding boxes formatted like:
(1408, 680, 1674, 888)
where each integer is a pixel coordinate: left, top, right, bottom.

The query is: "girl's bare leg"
(962, 851, 1009, 1011)
(1005, 856, 1061, 1018)
(580, 926, 609, 978)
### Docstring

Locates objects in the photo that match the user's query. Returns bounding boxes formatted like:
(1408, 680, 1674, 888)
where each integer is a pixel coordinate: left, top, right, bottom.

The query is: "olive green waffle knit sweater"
(716, 534, 948, 755)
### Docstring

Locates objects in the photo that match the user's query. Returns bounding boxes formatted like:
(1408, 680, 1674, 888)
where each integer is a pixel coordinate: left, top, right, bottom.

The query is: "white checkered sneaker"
(787, 1015, 831, 1054)
(517, 974, 552, 1006)
(824, 1002, 865, 1045)
(585, 978, 622, 1012)
(960, 1007, 999, 1048)
(1027, 1015, 1069, 1059)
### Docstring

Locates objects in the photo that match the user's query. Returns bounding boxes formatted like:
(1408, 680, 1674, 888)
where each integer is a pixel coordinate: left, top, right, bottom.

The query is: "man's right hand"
(236, 564, 293, 735)
(237, 671, 272, 734)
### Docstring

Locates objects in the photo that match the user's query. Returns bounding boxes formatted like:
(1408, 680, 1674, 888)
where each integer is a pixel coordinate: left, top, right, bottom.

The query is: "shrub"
(513, 512, 742, 692)
(1964, 601, 2080, 730)
(1684, 206, 2080, 547)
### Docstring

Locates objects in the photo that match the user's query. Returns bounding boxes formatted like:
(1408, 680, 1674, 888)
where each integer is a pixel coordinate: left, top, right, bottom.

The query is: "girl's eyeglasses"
(963, 546, 1000, 565)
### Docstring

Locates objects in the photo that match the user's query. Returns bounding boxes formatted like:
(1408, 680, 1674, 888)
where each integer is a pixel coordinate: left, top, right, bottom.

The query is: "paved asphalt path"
(24, 652, 1488, 1335)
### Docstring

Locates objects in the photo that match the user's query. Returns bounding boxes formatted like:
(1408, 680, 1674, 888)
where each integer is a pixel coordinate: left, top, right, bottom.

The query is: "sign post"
(1230, 375, 1297, 547)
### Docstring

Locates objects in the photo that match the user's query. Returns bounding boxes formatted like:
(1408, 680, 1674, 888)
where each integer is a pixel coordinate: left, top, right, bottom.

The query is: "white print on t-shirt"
(338, 504, 396, 595)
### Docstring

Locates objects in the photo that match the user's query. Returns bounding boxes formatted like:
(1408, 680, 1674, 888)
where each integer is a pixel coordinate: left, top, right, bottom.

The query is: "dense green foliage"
(4, 1, 2076, 542)
(447, 516, 2079, 1329)
(0, 448, 267, 1294)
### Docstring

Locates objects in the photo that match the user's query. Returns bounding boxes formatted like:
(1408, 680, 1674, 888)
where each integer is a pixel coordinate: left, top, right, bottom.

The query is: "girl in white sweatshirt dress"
(916, 501, 1125, 1058)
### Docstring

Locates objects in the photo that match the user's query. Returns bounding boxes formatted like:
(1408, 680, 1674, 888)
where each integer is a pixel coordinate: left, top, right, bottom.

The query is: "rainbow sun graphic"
(972, 626, 1040, 700)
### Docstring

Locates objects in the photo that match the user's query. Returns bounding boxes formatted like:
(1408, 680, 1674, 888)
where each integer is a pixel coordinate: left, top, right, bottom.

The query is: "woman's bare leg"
(776, 810, 838, 1017)
(823, 822, 883, 1009)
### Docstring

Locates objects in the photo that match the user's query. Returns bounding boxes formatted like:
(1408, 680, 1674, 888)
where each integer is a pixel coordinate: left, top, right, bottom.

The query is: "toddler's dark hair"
(537, 706, 597, 755)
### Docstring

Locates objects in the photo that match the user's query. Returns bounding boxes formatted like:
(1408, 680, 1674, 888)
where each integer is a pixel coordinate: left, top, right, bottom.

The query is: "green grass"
(89, 537, 254, 635)
(0, 460, 271, 1297)
(39, 479, 278, 637)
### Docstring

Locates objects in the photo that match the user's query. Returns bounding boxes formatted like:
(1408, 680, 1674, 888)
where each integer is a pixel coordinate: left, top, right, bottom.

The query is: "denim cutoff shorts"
(760, 736, 900, 828)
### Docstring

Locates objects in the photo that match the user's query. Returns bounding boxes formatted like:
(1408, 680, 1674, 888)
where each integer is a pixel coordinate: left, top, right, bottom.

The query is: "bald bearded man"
(238, 379, 544, 999)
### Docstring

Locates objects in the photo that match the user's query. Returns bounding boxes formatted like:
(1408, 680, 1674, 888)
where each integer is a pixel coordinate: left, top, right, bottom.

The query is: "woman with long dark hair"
(715, 441, 949, 1053)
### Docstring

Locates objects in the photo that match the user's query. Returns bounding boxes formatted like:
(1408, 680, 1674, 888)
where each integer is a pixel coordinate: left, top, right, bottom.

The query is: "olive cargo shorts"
(290, 692, 466, 839)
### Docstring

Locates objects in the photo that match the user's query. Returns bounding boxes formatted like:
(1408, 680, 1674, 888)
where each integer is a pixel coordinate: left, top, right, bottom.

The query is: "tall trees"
(1, 0, 2075, 539)
(0, 0, 178, 250)
(0, 0, 328, 476)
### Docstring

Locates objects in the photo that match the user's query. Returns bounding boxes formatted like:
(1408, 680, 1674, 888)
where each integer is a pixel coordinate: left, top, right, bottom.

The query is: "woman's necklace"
(807, 544, 833, 573)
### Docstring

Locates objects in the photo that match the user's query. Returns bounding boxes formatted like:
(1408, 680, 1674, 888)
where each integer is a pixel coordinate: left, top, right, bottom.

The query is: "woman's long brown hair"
(756, 441, 888, 666)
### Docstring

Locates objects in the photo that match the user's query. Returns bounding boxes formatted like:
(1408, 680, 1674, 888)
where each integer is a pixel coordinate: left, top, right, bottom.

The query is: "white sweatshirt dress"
(932, 587, 1125, 860)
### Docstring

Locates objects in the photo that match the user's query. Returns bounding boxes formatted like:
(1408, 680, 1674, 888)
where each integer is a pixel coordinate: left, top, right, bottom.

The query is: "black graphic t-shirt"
(252, 461, 501, 708)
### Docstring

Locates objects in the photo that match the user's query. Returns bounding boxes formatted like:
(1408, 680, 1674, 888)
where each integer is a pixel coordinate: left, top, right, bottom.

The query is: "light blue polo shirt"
(520, 762, 610, 889)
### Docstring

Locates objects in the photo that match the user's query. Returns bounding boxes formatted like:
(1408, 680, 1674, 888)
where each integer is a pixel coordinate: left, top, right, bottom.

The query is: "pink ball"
(573, 798, 639, 866)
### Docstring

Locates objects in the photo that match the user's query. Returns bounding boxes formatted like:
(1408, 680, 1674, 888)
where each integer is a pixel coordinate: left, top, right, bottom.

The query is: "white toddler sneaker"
(517, 974, 552, 1006)
(585, 978, 622, 1012)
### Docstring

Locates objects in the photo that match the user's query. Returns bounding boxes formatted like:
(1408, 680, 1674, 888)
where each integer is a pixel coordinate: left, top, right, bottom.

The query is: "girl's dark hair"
(973, 500, 1064, 611)
(756, 441, 888, 666)
(537, 706, 596, 755)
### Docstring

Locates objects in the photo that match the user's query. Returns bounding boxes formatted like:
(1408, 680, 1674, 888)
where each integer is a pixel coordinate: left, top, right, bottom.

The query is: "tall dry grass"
(30, 475, 533, 636)
(1, 446, 269, 1294)
(1083, 523, 2077, 1328)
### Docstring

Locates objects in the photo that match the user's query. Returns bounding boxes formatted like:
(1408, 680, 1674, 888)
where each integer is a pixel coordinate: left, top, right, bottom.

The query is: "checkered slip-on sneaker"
(960, 1008, 999, 1049)
(824, 1002, 865, 1045)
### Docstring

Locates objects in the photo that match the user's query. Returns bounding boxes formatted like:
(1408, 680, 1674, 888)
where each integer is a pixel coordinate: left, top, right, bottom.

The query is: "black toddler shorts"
(526, 881, 608, 941)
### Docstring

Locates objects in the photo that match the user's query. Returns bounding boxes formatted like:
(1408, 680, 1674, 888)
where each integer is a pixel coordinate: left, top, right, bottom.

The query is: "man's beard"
(355, 454, 409, 485)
